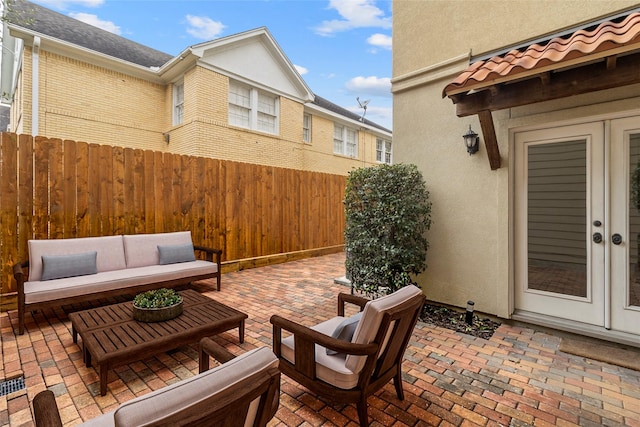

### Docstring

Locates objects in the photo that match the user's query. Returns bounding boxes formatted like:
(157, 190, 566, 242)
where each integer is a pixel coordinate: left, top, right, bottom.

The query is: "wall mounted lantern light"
(463, 125, 479, 155)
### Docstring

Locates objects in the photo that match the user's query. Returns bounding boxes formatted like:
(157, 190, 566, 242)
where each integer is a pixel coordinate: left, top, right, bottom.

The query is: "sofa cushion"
(41, 251, 98, 281)
(123, 231, 193, 268)
(112, 347, 278, 427)
(28, 236, 126, 281)
(158, 243, 196, 265)
(24, 261, 218, 304)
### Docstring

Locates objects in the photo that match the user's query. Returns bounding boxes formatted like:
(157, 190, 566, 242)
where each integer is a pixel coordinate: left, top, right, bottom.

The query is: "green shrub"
(344, 163, 432, 296)
(133, 288, 182, 308)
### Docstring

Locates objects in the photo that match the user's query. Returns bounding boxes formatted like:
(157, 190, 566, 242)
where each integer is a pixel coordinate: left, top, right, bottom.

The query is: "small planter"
(132, 289, 183, 323)
(133, 300, 183, 322)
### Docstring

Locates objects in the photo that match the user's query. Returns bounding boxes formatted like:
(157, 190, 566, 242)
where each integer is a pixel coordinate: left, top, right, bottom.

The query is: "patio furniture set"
(14, 232, 425, 426)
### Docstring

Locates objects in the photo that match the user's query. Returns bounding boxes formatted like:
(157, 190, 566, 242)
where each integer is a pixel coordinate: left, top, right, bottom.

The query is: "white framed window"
(173, 81, 184, 126)
(229, 81, 279, 134)
(303, 113, 311, 143)
(333, 123, 358, 157)
(376, 138, 393, 164)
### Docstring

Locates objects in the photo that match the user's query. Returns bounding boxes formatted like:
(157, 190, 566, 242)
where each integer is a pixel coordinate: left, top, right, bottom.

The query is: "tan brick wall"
(15, 49, 387, 175)
(300, 114, 382, 175)
(37, 52, 168, 149)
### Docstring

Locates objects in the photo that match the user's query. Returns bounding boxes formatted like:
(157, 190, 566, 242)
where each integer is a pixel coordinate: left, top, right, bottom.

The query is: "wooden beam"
(453, 51, 640, 117)
(478, 110, 501, 170)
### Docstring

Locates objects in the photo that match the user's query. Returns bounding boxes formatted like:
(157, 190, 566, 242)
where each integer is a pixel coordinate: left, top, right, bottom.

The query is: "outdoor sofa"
(13, 231, 222, 334)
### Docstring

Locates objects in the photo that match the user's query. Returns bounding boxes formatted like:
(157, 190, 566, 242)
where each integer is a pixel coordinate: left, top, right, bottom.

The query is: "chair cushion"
(326, 311, 362, 355)
(158, 243, 196, 265)
(41, 251, 97, 281)
(28, 236, 126, 281)
(281, 316, 361, 390)
(113, 347, 278, 427)
(123, 231, 193, 268)
(345, 285, 423, 373)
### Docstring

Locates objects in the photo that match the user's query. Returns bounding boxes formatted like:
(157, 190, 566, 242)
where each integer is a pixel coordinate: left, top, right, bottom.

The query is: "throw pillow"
(41, 251, 98, 281)
(326, 311, 363, 355)
(158, 243, 196, 265)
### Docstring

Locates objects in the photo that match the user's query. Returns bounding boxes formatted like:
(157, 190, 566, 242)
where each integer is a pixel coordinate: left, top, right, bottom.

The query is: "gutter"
(32, 35, 39, 135)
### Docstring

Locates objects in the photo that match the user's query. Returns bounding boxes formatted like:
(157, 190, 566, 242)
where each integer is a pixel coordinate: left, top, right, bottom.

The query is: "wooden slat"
(49, 139, 64, 238)
(112, 146, 125, 235)
(87, 144, 101, 236)
(181, 155, 194, 234)
(76, 141, 90, 237)
(123, 147, 135, 234)
(172, 154, 182, 232)
(0, 133, 18, 293)
(154, 151, 165, 232)
(33, 137, 51, 239)
(63, 140, 78, 237)
(144, 150, 156, 234)
(17, 134, 34, 266)
(192, 156, 205, 246)
(133, 148, 145, 233)
(99, 144, 114, 235)
(225, 161, 239, 260)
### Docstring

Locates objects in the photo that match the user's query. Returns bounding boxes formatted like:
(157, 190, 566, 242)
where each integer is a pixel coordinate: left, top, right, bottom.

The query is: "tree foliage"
(344, 163, 432, 296)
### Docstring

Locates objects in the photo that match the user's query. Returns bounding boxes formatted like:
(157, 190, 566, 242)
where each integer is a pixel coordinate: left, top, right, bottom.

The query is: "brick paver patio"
(2, 252, 640, 426)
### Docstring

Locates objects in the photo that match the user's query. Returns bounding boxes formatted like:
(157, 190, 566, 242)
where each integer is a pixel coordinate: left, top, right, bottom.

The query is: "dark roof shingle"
(8, 0, 172, 68)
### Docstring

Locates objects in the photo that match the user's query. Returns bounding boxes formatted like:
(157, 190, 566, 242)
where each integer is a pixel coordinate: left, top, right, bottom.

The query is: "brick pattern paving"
(2, 252, 640, 426)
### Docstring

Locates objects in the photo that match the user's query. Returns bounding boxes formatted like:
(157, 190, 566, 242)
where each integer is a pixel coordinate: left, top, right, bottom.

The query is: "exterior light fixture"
(463, 125, 479, 155)
(465, 300, 475, 325)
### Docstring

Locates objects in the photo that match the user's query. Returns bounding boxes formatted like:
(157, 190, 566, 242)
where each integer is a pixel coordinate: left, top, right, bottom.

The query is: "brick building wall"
(15, 48, 387, 175)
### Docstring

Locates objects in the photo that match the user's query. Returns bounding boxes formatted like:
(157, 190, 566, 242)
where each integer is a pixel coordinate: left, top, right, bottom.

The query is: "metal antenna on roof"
(357, 97, 370, 122)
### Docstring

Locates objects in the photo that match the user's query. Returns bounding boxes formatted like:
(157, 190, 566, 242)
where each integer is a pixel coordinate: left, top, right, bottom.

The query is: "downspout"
(32, 36, 40, 135)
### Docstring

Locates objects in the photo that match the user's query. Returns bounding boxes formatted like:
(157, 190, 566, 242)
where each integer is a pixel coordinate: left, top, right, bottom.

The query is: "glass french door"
(515, 123, 605, 326)
(610, 117, 640, 334)
(515, 117, 640, 335)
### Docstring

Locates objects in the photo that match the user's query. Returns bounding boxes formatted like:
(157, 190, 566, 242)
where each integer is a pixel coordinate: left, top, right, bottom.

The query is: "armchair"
(33, 341, 280, 427)
(270, 285, 425, 427)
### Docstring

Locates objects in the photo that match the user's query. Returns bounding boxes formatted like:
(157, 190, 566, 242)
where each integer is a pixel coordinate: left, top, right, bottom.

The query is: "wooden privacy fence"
(0, 133, 346, 294)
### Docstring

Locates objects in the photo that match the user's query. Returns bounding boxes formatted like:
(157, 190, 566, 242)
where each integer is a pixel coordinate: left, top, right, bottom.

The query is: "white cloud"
(36, 0, 104, 8)
(367, 33, 391, 50)
(345, 76, 391, 97)
(69, 12, 120, 34)
(314, 0, 391, 36)
(185, 15, 225, 40)
(294, 65, 308, 75)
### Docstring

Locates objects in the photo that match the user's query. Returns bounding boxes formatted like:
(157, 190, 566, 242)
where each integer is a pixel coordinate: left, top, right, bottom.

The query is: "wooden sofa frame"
(13, 245, 222, 335)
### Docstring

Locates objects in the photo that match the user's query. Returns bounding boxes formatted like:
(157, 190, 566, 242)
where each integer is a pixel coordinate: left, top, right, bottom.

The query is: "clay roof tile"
(443, 11, 640, 97)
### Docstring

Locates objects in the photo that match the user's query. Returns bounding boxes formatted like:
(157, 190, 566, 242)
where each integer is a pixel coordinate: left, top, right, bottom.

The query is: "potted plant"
(132, 288, 183, 322)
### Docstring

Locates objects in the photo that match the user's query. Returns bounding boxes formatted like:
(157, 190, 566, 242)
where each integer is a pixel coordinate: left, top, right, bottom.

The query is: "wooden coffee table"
(68, 289, 247, 395)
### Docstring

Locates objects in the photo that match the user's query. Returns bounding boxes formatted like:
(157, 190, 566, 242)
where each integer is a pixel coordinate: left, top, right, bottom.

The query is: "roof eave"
(8, 24, 165, 83)
(305, 102, 392, 137)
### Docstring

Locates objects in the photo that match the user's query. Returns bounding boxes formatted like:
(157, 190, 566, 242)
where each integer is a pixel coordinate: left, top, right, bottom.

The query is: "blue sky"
(30, 0, 394, 130)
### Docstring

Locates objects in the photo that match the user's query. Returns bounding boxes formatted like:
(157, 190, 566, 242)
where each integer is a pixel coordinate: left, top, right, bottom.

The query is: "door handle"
(593, 232, 603, 244)
(612, 233, 623, 245)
